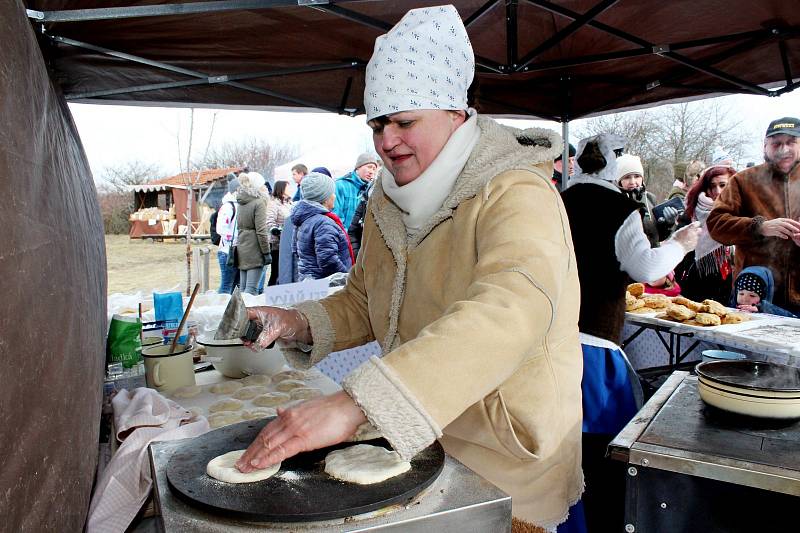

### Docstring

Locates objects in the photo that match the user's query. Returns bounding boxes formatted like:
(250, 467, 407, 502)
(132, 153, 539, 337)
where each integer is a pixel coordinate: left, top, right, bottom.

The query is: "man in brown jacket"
(706, 117, 800, 314)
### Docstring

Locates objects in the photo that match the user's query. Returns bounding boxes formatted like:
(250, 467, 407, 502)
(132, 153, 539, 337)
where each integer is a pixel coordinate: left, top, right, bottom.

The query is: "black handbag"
(226, 246, 238, 268)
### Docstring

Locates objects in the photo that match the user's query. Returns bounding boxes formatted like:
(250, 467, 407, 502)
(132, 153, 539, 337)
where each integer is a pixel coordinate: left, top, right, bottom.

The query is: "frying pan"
(695, 360, 800, 420)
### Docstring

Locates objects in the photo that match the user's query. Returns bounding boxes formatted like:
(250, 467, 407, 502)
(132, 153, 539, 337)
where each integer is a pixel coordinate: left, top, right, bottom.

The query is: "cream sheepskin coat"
(291, 116, 583, 529)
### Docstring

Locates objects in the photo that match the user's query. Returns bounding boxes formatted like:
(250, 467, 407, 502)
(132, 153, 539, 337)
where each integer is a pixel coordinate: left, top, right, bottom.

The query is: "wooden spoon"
(170, 283, 200, 354)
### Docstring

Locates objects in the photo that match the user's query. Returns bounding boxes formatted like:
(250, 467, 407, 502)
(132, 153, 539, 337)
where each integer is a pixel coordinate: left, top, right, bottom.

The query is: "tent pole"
(561, 120, 569, 191)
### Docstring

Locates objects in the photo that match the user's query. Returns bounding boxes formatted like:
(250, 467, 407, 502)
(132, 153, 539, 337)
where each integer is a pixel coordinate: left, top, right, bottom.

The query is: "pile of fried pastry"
(625, 283, 749, 327)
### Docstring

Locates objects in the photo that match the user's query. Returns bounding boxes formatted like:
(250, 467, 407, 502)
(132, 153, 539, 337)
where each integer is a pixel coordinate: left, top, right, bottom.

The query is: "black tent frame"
(26, 0, 800, 175)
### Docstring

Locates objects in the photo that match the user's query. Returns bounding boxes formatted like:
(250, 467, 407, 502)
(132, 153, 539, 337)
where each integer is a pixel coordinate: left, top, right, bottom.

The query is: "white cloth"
(364, 5, 474, 120)
(571, 133, 627, 183)
(615, 211, 686, 282)
(216, 192, 238, 254)
(579, 332, 621, 351)
(381, 110, 480, 233)
(86, 388, 209, 533)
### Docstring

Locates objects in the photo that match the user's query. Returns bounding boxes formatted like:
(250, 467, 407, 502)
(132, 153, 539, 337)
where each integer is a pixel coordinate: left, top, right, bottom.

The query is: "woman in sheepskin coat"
(234, 7, 584, 532)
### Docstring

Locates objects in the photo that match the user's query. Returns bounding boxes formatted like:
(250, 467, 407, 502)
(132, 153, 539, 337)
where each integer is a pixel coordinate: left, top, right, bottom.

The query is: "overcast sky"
(69, 89, 800, 184)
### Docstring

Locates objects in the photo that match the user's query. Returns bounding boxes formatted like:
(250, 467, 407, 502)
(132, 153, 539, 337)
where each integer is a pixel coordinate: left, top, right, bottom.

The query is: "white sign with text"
(262, 279, 330, 307)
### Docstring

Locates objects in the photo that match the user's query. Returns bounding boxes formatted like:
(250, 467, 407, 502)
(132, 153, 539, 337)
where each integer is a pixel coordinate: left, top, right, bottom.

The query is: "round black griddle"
(166, 418, 445, 522)
(696, 360, 800, 393)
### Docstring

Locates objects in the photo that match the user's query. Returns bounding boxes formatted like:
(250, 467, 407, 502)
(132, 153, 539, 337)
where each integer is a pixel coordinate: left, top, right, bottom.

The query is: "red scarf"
(323, 212, 356, 265)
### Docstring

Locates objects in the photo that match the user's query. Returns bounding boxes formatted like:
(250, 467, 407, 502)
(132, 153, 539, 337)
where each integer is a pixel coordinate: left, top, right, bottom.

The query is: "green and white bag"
(106, 314, 143, 369)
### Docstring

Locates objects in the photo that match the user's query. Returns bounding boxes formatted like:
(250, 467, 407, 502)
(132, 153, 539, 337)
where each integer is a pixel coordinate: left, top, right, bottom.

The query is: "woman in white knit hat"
(237, 6, 584, 531)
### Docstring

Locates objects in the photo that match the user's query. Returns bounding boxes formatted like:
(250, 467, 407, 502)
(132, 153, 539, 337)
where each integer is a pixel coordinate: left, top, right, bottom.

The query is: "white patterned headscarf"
(364, 5, 474, 121)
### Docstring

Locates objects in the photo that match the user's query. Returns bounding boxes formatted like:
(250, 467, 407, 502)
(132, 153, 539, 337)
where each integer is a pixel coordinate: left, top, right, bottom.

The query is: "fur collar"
(366, 116, 561, 351)
(370, 116, 561, 253)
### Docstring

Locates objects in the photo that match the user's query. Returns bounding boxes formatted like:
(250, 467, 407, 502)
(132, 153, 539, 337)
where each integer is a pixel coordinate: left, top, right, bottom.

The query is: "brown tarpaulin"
(22, 0, 800, 119)
(3, 0, 800, 530)
(0, 1, 106, 531)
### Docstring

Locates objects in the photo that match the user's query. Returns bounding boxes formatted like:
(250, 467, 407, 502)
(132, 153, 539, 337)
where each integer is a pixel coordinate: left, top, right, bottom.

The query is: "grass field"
(106, 234, 222, 295)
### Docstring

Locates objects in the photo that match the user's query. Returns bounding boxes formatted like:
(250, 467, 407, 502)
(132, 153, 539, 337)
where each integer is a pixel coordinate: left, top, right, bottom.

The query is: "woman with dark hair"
(265, 180, 293, 286)
(674, 165, 737, 302)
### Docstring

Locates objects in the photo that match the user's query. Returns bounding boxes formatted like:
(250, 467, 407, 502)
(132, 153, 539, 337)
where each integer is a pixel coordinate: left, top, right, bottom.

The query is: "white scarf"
(382, 110, 480, 235)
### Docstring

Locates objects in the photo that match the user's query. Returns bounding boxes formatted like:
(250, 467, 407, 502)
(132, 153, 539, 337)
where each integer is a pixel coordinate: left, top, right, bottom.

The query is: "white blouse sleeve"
(615, 211, 685, 282)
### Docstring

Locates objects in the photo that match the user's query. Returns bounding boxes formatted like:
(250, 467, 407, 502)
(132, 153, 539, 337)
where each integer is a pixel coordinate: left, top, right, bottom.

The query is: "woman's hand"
(246, 306, 312, 348)
(235, 391, 367, 473)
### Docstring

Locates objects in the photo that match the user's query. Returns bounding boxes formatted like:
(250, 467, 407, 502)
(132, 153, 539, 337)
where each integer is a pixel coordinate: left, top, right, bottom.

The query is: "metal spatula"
(214, 287, 264, 343)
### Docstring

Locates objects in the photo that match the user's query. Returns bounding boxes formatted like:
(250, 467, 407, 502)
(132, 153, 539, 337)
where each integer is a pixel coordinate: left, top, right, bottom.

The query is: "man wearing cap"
(552, 143, 575, 189)
(333, 153, 379, 229)
(707, 117, 800, 315)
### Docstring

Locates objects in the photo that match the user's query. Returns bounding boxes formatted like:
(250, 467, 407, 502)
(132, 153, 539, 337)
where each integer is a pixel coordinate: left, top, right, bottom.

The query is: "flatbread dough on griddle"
(206, 450, 280, 483)
(324, 444, 410, 484)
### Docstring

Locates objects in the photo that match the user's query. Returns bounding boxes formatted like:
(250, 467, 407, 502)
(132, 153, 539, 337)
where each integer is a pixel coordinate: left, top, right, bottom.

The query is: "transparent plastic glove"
(671, 221, 702, 253)
(246, 306, 311, 349)
(661, 206, 679, 225)
(235, 391, 366, 473)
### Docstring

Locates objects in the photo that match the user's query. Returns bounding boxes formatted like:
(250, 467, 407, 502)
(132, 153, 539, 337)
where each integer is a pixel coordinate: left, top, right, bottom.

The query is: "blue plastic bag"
(153, 292, 189, 344)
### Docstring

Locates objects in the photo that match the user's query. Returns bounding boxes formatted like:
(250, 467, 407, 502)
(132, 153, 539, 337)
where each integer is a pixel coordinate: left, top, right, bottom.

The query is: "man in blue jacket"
(333, 152, 379, 229)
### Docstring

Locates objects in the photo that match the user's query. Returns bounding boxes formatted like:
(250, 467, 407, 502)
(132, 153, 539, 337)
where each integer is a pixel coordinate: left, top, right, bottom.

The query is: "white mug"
(142, 343, 196, 393)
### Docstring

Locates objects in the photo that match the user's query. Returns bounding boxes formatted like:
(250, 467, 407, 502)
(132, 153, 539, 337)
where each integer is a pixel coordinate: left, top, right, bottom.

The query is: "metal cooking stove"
(149, 435, 511, 531)
(610, 371, 800, 533)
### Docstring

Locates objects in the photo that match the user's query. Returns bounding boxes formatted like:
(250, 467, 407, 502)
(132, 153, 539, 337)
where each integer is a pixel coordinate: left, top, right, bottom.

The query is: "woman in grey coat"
(236, 172, 271, 295)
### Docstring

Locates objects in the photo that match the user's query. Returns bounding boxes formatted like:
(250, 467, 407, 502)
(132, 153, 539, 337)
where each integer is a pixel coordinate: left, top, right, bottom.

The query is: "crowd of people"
(203, 5, 799, 532)
(214, 152, 379, 295)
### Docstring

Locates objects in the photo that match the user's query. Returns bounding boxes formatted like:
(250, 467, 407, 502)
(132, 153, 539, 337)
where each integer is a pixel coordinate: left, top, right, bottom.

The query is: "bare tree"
(97, 160, 162, 193)
(95, 160, 163, 234)
(575, 100, 755, 200)
(196, 138, 298, 179)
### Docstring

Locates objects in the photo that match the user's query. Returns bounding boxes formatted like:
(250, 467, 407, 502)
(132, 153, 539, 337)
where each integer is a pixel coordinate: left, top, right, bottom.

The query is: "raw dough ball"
(209, 398, 244, 413)
(271, 369, 307, 383)
(233, 386, 270, 400)
(241, 407, 277, 420)
(241, 374, 272, 386)
(208, 411, 242, 428)
(210, 381, 243, 394)
(324, 444, 410, 484)
(275, 379, 306, 392)
(252, 392, 291, 407)
(290, 387, 322, 400)
(172, 385, 202, 399)
(207, 450, 280, 483)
